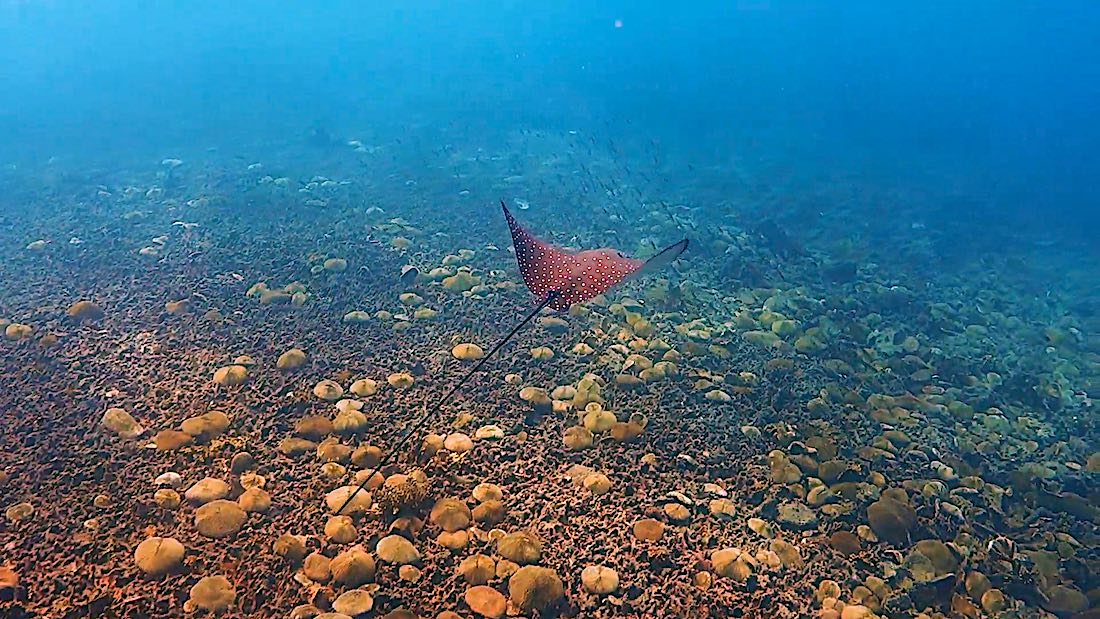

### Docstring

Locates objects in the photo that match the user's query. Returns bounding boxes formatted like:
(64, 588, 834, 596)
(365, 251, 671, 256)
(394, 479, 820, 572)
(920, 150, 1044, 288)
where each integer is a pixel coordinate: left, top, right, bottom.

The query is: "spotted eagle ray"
(334, 201, 688, 514)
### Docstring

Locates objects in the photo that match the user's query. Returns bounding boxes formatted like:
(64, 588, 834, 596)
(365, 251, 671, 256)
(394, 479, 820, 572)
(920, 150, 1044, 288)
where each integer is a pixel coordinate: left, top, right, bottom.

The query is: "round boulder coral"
(458, 554, 496, 585)
(332, 590, 374, 616)
(325, 486, 373, 515)
(430, 498, 472, 532)
(330, 546, 376, 586)
(213, 364, 248, 386)
(376, 535, 420, 565)
(465, 585, 507, 618)
(314, 380, 345, 401)
(452, 343, 485, 361)
(325, 516, 358, 544)
(581, 565, 619, 595)
(496, 531, 541, 565)
(508, 566, 564, 613)
(188, 575, 236, 613)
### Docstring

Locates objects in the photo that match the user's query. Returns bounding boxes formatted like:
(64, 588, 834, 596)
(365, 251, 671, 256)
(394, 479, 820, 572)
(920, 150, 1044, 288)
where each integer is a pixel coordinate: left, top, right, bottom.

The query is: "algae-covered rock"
(867, 497, 916, 545)
(101, 408, 145, 439)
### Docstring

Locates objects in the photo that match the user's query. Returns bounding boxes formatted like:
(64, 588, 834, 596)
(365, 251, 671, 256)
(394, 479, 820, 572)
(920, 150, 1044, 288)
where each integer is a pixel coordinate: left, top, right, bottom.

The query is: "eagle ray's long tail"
(333, 291, 559, 516)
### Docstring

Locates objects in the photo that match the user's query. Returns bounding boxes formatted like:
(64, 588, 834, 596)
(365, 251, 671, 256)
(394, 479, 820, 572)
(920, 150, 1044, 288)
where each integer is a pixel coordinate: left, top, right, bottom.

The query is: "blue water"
(1, 1, 1098, 237)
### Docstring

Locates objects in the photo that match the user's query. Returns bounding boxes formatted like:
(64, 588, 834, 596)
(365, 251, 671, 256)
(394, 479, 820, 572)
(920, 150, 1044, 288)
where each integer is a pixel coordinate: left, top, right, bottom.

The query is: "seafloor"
(0, 135, 1097, 619)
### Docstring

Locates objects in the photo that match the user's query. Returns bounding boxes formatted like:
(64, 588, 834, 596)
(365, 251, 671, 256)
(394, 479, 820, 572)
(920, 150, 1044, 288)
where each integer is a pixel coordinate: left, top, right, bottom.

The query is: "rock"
(290, 605, 322, 619)
(277, 348, 308, 370)
(474, 424, 504, 440)
(472, 483, 503, 503)
(663, 503, 692, 524)
(829, 531, 862, 555)
(323, 257, 348, 272)
(582, 473, 613, 495)
(153, 489, 181, 509)
(712, 548, 753, 582)
(508, 566, 564, 613)
(867, 497, 916, 545)
(66, 300, 104, 322)
(279, 437, 317, 456)
(438, 530, 470, 551)
(775, 501, 818, 530)
(194, 500, 247, 538)
(747, 517, 774, 538)
(101, 408, 144, 439)
(180, 411, 230, 442)
(1042, 585, 1089, 615)
(472, 500, 506, 527)
(185, 477, 230, 505)
(839, 605, 874, 619)
(0, 565, 18, 598)
(154, 429, 193, 450)
(387, 372, 414, 388)
(133, 537, 185, 576)
(333, 410, 368, 435)
(709, 498, 736, 520)
(908, 573, 955, 611)
(154, 472, 183, 487)
(350, 378, 378, 397)
(580, 565, 619, 595)
(237, 488, 270, 513)
(376, 535, 420, 564)
(229, 452, 254, 474)
(189, 575, 236, 613)
(399, 565, 421, 582)
(563, 426, 593, 451)
(913, 539, 958, 574)
(465, 585, 507, 618)
(632, 518, 664, 541)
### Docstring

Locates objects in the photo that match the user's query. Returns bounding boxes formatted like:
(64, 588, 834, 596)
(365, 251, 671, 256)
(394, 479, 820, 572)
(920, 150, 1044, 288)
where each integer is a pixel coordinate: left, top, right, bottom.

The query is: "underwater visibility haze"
(0, 2, 1098, 618)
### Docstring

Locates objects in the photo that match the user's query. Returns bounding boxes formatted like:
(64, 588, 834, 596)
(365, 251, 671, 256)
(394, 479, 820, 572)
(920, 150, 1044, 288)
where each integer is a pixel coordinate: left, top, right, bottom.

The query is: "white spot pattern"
(502, 203, 643, 310)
